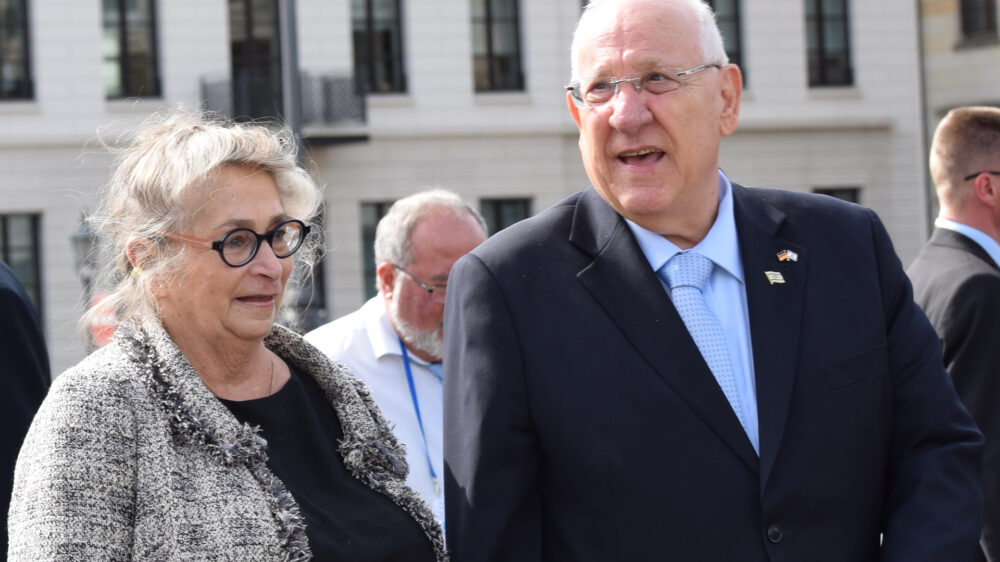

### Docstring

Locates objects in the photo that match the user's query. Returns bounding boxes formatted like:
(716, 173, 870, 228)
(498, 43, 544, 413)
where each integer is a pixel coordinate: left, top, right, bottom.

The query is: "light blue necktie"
(661, 251, 746, 430)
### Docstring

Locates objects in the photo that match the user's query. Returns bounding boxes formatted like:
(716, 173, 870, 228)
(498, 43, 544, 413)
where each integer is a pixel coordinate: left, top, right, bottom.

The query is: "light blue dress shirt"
(626, 170, 759, 454)
(935, 217, 1000, 268)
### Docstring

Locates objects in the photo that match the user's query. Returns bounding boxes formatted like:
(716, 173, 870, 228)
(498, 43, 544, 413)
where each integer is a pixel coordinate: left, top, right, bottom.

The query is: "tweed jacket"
(8, 319, 447, 561)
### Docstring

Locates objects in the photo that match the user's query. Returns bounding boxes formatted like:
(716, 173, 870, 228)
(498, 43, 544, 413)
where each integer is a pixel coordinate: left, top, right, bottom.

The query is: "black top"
(221, 365, 435, 562)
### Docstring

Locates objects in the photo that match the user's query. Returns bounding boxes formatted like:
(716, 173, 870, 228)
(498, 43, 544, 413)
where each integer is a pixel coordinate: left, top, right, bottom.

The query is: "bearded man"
(306, 189, 487, 527)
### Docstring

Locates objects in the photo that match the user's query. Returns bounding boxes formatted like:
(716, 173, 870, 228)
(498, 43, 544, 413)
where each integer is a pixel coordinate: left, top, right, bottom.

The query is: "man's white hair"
(570, 0, 729, 81)
(373, 188, 487, 285)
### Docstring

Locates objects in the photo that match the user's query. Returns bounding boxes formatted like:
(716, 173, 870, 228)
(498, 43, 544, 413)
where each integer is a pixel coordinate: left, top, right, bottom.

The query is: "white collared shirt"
(305, 297, 445, 524)
(626, 170, 759, 454)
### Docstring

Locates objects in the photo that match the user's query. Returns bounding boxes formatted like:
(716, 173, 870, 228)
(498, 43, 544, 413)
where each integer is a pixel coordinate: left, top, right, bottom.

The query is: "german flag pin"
(777, 249, 799, 262)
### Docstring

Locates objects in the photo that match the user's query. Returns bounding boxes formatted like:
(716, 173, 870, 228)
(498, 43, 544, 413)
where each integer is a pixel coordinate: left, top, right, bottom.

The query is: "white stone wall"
(730, 0, 927, 263)
(922, 0, 1000, 115)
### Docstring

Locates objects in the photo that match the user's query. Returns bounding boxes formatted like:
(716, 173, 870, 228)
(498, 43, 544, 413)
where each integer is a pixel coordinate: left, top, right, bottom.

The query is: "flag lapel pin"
(777, 249, 799, 262)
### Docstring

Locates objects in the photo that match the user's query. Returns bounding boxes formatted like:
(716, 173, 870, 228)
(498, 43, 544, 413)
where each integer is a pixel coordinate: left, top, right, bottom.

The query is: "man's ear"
(718, 64, 742, 137)
(567, 91, 583, 129)
(376, 261, 396, 297)
(973, 173, 999, 209)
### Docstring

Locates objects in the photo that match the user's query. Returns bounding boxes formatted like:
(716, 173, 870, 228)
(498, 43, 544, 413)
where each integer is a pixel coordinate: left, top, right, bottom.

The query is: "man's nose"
(608, 81, 653, 131)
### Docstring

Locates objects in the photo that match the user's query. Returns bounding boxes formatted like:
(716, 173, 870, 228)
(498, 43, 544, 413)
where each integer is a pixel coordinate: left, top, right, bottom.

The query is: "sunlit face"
(379, 208, 487, 362)
(568, 0, 741, 239)
(157, 164, 294, 347)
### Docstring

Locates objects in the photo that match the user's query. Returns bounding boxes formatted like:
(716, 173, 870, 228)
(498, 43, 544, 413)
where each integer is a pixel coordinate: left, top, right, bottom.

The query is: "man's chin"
(397, 324, 443, 361)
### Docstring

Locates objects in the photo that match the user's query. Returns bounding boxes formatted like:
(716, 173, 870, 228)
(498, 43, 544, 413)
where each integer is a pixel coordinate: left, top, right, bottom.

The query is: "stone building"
(1, 0, 968, 373)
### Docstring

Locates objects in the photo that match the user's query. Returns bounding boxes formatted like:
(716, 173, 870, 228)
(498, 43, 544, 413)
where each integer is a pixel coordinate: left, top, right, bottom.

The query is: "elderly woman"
(8, 112, 446, 561)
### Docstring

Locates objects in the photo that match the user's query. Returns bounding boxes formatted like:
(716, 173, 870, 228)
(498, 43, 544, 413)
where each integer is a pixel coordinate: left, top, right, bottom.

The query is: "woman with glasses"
(8, 111, 445, 561)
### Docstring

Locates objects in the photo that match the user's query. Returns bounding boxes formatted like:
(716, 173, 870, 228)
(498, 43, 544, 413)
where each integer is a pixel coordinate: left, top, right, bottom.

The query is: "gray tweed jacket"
(8, 320, 447, 561)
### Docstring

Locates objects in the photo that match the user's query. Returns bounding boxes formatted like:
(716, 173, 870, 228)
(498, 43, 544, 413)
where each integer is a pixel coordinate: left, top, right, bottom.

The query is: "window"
(813, 187, 860, 204)
(0, 214, 42, 317)
(1, 0, 33, 100)
(480, 197, 530, 235)
(960, 0, 998, 41)
(229, 0, 282, 120)
(361, 201, 393, 299)
(352, 0, 406, 93)
(706, 0, 743, 75)
(102, 0, 160, 98)
(805, 0, 853, 87)
(471, 0, 524, 91)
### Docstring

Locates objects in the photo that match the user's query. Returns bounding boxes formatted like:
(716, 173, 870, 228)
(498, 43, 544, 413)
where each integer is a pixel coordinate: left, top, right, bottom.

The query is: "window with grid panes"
(805, 0, 854, 87)
(1, 0, 33, 100)
(102, 0, 160, 98)
(471, 0, 524, 91)
(352, 0, 407, 93)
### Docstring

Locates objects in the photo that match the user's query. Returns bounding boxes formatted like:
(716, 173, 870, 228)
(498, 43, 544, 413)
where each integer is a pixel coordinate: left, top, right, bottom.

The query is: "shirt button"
(766, 524, 783, 543)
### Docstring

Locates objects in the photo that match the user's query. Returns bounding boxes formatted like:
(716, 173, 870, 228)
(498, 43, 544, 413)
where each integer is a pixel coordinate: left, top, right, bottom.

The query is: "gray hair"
(373, 188, 487, 273)
(570, 0, 729, 81)
(83, 109, 324, 332)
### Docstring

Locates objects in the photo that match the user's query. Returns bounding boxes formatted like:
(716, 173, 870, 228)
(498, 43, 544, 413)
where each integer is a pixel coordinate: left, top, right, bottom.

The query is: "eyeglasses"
(393, 264, 447, 303)
(566, 63, 721, 109)
(963, 171, 1000, 181)
(163, 219, 311, 267)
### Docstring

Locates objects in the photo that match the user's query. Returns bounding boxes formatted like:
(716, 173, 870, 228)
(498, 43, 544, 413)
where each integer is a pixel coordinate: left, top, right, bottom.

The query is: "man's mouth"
(618, 148, 664, 165)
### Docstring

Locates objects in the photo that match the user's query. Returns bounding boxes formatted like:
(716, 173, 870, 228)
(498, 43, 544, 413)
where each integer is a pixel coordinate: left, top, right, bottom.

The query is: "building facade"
(1, 0, 949, 373)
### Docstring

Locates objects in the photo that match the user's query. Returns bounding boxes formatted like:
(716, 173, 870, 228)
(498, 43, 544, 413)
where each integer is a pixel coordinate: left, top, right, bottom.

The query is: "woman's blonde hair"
(82, 110, 324, 334)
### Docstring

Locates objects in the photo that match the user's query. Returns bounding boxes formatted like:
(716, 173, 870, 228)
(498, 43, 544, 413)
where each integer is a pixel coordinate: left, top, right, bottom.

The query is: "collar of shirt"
(626, 169, 744, 284)
(934, 217, 1000, 268)
(365, 296, 434, 368)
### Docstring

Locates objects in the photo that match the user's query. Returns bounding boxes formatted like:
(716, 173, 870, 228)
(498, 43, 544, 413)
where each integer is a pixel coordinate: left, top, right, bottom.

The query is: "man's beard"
(389, 296, 444, 361)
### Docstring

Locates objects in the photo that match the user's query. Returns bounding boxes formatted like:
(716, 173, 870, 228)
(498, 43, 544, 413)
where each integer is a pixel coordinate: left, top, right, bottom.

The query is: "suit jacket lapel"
(570, 189, 759, 474)
(930, 227, 1000, 272)
(732, 185, 806, 487)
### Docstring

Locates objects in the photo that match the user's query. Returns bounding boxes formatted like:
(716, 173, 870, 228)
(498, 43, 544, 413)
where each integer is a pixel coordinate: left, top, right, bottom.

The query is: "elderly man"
(306, 189, 487, 526)
(442, 1, 983, 560)
(908, 106, 1000, 562)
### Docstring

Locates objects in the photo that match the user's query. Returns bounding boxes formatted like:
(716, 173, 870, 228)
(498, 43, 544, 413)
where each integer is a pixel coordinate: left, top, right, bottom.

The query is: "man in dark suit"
(908, 106, 1000, 562)
(0, 259, 50, 554)
(442, 0, 984, 560)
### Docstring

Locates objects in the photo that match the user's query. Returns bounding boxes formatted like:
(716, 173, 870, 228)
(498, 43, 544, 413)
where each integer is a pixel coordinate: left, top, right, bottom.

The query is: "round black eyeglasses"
(163, 219, 311, 267)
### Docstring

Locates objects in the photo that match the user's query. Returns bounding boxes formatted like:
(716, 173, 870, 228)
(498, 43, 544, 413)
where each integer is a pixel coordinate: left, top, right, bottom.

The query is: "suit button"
(766, 524, 783, 543)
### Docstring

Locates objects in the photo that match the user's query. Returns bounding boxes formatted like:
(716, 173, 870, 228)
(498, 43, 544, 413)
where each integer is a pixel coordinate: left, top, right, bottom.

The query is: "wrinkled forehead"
(572, 0, 702, 79)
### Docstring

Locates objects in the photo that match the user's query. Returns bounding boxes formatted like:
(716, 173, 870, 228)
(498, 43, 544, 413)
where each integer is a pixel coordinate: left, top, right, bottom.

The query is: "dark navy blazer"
(444, 185, 983, 562)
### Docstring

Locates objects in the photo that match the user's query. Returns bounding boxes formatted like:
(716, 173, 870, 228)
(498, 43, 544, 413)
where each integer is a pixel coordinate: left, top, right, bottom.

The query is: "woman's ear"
(125, 236, 152, 273)
(125, 236, 156, 277)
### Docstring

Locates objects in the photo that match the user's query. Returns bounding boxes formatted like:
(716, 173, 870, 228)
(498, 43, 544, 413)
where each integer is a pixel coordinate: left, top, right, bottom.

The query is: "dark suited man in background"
(0, 260, 50, 554)
(442, 0, 983, 560)
(908, 106, 1000, 562)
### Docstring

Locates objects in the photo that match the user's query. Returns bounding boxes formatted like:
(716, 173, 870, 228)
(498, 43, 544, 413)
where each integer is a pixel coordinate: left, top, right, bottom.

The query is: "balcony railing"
(200, 71, 367, 137)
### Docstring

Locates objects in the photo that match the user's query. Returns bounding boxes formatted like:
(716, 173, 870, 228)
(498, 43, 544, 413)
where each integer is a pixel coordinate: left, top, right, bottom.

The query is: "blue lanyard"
(398, 339, 441, 497)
